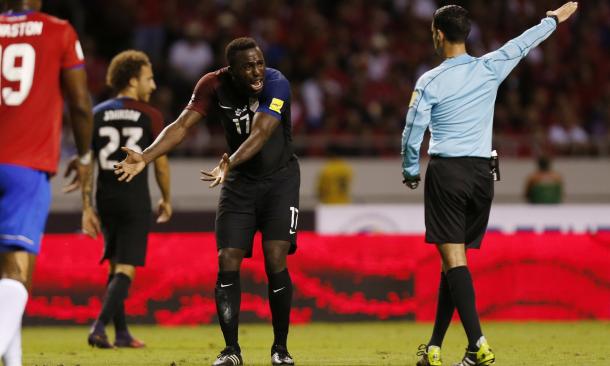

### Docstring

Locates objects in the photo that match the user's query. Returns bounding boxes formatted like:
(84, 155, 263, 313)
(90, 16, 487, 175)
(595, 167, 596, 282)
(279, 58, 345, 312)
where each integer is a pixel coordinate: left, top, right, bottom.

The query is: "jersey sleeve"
(256, 77, 291, 121)
(60, 23, 85, 69)
(482, 17, 557, 83)
(185, 73, 217, 117)
(401, 77, 436, 177)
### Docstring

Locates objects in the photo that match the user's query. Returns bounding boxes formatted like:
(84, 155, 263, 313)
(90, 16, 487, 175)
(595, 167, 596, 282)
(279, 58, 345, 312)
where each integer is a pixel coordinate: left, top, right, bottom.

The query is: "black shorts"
(216, 158, 300, 257)
(424, 156, 494, 249)
(99, 210, 151, 266)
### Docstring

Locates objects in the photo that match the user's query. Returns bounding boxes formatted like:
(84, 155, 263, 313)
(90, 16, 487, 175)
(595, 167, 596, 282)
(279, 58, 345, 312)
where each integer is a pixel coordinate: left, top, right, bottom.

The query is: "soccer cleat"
(114, 334, 146, 348)
(88, 331, 114, 349)
(452, 338, 495, 366)
(416, 344, 442, 366)
(271, 344, 295, 365)
(212, 346, 243, 366)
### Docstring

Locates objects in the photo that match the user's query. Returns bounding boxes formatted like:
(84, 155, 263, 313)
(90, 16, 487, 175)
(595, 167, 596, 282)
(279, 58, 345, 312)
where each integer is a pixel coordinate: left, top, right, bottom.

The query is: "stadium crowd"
(45, 0, 610, 158)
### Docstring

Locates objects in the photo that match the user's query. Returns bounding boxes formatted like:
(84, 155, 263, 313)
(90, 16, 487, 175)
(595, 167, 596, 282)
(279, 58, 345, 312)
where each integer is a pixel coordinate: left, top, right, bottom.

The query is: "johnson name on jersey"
(92, 97, 163, 212)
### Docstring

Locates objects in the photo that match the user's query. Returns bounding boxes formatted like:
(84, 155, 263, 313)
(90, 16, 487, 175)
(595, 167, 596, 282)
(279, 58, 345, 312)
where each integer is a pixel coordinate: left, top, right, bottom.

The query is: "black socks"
(105, 273, 128, 334)
(215, 269, 293, 350)
(215, 271, 241, 350)
(98, 273, 131, 326)
(267, 269, 293, 348)
(429, 271, 454, 347)
(446, 266, 483, 350)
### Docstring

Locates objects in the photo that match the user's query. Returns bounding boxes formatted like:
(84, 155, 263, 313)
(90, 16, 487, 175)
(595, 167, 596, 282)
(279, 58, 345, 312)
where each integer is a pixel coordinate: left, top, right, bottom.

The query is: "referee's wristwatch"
(548, 15, 559, 25)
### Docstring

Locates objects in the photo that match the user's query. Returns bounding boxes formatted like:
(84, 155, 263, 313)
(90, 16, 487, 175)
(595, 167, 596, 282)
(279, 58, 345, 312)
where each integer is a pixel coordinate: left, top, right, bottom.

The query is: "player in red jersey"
(0, 1, 96, 365)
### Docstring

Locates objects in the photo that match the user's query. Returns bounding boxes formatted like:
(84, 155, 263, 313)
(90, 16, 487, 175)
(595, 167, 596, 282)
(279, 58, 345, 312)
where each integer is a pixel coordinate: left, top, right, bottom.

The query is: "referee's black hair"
(433, 5, 471, 43)
(225, 37, 259, 66)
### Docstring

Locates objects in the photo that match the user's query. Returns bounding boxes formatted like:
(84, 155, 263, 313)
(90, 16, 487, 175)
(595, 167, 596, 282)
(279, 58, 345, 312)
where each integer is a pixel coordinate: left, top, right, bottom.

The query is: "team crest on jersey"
(270, 98, 284, 113)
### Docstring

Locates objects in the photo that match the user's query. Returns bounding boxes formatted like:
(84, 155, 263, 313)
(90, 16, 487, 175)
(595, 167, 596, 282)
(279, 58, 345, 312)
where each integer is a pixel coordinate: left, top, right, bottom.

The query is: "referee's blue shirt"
(401, 17, 557, 177)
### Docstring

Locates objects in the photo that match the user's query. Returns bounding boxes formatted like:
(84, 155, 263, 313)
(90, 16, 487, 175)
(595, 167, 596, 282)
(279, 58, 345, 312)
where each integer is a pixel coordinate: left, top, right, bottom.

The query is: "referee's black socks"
(215, 271, 241, 351)
(97, 273, 131, 328)
(446, 266, 483, 350)
(267, 269, 293, 348)
(429, 271, 454, 347)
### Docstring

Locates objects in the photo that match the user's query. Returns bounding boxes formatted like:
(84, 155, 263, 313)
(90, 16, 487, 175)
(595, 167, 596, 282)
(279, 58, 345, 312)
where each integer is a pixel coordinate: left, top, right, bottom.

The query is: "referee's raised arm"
(483, 2, 578, 83)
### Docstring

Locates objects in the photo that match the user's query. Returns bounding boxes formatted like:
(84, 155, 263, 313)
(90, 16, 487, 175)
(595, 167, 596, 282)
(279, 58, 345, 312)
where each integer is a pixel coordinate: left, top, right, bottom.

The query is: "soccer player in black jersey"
(114, 38, 299, 366)
(74, 50, 172, 349)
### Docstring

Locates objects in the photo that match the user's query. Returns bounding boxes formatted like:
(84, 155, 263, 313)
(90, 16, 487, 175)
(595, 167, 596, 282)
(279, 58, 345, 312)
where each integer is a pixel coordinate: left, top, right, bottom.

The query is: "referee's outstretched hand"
(114, 147, 146, 183)
(547, 2, 578, 23)
(201, 153, 230, 188)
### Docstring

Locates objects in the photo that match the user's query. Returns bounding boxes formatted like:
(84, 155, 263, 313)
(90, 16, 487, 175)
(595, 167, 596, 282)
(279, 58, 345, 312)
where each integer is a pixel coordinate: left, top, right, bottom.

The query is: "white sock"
(476, 336, 487, 348)
(2, 325, 22, 366)
(0, 279, 28, 362)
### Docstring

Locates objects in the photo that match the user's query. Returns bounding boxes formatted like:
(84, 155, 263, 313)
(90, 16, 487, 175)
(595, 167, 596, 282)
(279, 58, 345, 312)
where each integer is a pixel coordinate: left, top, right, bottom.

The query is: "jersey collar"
(442, 53, 473, 65)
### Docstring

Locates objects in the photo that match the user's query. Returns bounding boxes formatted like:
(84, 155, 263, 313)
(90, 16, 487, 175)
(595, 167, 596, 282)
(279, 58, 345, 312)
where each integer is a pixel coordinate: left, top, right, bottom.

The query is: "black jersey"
(92, 97, 163, 212)
(186, 67, 295, 179)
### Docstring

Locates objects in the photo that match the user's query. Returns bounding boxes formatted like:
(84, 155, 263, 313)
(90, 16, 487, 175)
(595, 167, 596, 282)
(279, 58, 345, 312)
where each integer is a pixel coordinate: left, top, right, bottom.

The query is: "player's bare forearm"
(70, 105, 93, 155)
(142, 109, 201, 164)
(142, 122, 185, 164)
(80, 160, 94, 209)
(62, 68, 93, 156)
(153, 155, 171, 202)
(228, 113, 280, 168)
(228, 130, 267, 167)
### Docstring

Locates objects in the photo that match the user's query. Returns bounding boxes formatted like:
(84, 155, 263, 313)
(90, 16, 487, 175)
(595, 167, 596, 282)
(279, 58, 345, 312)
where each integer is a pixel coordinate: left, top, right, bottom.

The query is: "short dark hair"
(106, 50, 150, 91)
(433, 5, 471, 43)
(225, 37, 259, 66)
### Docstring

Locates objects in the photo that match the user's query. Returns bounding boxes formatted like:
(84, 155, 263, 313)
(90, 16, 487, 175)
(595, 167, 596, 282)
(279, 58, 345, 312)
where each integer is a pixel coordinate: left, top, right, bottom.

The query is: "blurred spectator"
(45, 0, 609, 158)
(317, 147, 353, 204)
(524, 156, 563, 204)
(168, 22, 213, 85)
(301, 69, 325, 130)
(548, 102, 590, 156)
(133, 0, 167, 65)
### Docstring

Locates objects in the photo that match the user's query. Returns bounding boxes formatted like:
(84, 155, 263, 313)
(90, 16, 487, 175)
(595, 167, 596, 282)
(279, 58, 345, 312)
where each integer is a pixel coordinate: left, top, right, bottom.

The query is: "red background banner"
(26, 232, 610, 324)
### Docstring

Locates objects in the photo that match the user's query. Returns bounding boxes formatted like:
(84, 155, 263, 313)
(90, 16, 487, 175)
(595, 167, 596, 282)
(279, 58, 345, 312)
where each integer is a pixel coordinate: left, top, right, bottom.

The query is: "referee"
(401, 3, 578, 366)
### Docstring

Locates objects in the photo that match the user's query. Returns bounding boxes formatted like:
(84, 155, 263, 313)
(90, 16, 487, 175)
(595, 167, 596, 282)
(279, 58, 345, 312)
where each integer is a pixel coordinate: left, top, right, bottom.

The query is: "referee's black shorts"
(216, 158, 300, 258)
(424, 156, 494, 249)
(98, 209, 151, 266)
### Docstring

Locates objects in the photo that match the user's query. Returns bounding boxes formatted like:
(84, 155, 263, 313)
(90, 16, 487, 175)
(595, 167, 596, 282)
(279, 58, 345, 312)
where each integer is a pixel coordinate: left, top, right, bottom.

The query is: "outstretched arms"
(201, 112, 281, 187)
(114, 109, 202, 182)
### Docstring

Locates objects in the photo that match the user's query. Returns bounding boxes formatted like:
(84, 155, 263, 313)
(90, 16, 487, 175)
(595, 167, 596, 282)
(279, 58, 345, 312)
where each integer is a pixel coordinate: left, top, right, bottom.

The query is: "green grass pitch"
(23, 321, 610, 365)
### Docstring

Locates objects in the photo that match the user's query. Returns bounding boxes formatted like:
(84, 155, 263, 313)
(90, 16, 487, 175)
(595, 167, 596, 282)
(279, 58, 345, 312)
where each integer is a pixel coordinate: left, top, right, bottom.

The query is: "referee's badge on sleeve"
(270, 98, 284, 113)
(409, 91, 418, 108)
